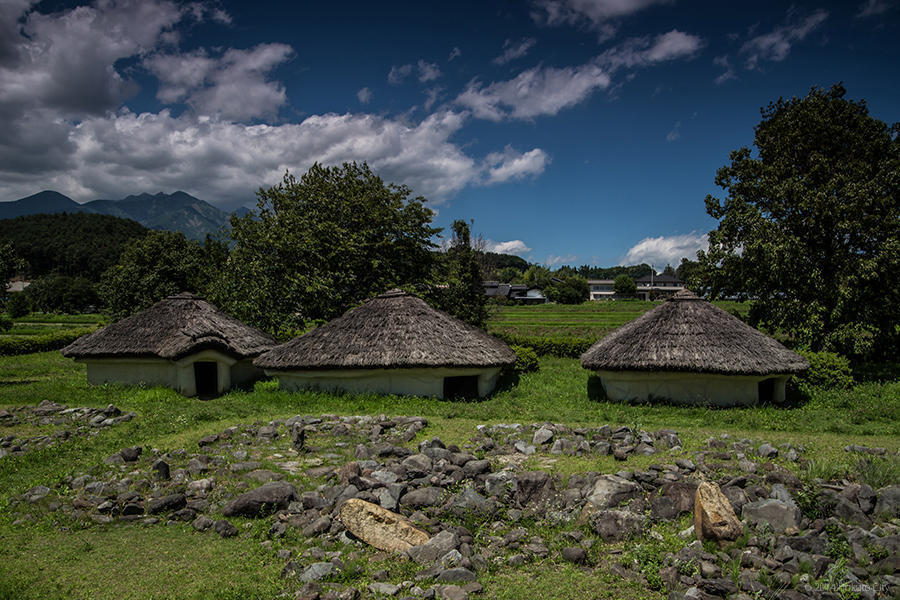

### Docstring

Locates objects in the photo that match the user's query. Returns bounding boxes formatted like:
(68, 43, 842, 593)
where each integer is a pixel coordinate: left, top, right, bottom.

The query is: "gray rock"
(742, 499, 801, 533)
(561, 546, 586, 564)
(368, 582, 400, 596)
(221, 481, 299, 517)
(437, 568, 476, 583)
(408, 530, 459, 565)
(25, 485, 50, 503)
(757, 443, 778, 458)
(402, 454, 433, 478)
(151, 460, 170, 481)
(484, 472, 516, 497)
(291, 423, 306, 452)
(214, 519, 238, 538)
(532, 427, 554, 446)
(244, 469, 284, 483)
(192, 515, 214, 531)
(514, 471, 554, 507)
(197, 434, 218, 447)
(585, 474, 642, 509)
(299, 562, 335, 582)
(650, 481, 697, 520)
(513, 441, 535, 455)
(462, 459, 490, 477)
(874, 485, 900, 519)
(589, 510, 645, 541)
(147, 493, 186, 514)
(446, 488, 493, 517)
(400, 487, 444, 508)
(738, 459, 757, 473)
(303, 516, 332, 536)
(257, 425, 278, 440)
(120, 446, 142, 462)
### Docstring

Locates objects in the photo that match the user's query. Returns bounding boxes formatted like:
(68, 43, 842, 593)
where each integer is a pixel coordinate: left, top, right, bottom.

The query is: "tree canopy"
(613, 274, 637, 297)
(546, 274, 589, 304)
(698, 84, 900, 357)
(212, 163, 439, 334)
(427, 220, 488, 328)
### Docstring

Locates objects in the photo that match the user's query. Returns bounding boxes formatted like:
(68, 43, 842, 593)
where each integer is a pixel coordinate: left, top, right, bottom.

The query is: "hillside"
(0, 190, 243, 239)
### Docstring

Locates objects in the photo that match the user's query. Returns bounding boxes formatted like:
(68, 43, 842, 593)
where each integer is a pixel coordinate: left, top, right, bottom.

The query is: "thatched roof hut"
(581, 290, 808, 405)
(256, 289, 516, 398)
(62, 293, 276, 397)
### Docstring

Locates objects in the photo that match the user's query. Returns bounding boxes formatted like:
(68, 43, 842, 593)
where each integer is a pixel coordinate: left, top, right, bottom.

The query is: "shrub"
(0, 327, 95, 356)
(6, 292, 30, 318)
(0, 315, 11, 332)
(510, 345, 539, 373)
(792, 350, 853, 393)
(493, 333, 594, 358)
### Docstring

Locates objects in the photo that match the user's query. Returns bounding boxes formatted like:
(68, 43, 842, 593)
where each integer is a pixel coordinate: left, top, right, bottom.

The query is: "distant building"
(587, 279, 615, 300)
(5, 278, 30, 293)
(483, 281, 547, 304)
(634, 272, 685, 300)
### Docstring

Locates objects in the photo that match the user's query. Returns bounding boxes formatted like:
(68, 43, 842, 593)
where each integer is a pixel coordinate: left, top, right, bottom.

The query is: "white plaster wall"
(595, 371, 790, 406)
(231, 359, 268, 388)
(270, 366, 503, 399)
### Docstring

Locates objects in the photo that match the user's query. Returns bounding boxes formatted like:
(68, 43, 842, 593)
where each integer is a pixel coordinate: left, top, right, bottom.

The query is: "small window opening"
(443, 375, 479, 400)
(758, 378, 776, 403)
(194, 361, 219, 399)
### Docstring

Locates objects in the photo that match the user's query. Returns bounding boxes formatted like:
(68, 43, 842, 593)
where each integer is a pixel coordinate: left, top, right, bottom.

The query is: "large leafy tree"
(99, 231, 222, 318)
(546, 275, 589, 304)
(213, 163, 439, 334)
(427, 220, 489, 328)
(699, 84, 899, 357)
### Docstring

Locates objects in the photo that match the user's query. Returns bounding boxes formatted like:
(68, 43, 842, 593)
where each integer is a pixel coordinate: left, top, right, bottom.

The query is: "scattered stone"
(436, 568, 476, 583)
(694, 481, 742, 542)
(532, 427, 554, 446)
(561, 547, 586, 564)
(299, 562, 335, 582)
(151, 459, 170, 481)
(757, 443, 778, 458)
(742, 499, 801, 534)
(407, 531, 459, 565)
(589, 510, 645, 541)
(214, 519, 239, 538)
(401, 487, 444, 509)
(197, 434, 218, 447)
(192, 515, 214, 531)
(367, 582, 400, 596)
(585, 474, 642, 510)
(120, 446, 142, 462)
(222, 481, 299, 517)
(339, 498, 430, 553)
(147, 493, 186, 515)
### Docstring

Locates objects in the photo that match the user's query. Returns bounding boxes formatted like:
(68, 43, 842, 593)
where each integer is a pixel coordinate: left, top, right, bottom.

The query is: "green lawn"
(0, 349, 897, 600)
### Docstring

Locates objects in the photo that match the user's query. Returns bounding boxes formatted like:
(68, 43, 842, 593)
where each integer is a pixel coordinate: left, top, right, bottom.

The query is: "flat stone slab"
(338, 498, 430, 553)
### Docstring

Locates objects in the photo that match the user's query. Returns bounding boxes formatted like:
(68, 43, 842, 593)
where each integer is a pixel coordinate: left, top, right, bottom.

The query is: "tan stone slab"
(338, 498, 430, 553)
(694, 480, 743, 542)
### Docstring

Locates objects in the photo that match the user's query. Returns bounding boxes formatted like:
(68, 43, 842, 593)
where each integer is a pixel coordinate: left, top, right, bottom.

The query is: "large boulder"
(585, 474, 642, 510)
(338, 498, 429, 553)
(222, 481, 299, 517)
(651, 482, 698, 520)
(589, 510, 646, 542)
(694, 481, 742, 542)
(742, 499, 801, 534)
(514, 471, 555, 507)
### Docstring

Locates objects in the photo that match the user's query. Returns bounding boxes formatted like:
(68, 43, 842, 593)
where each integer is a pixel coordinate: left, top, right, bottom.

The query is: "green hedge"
(0, 327, 95, 356)
(510, 345, 539, 373)
(495, 333, 595, 358)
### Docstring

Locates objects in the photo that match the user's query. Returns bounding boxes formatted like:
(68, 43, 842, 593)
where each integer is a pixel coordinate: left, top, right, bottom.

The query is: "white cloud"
(597, 30, 704, 71)
(448, 46, 462, 61)
(531, 0, 672, 40)
(492, 38, 537, 66)
(357, 87, 372, 104)
(713, 55, 737, 85)
(456, 63, 611, 121)
(487, 240, 532, 255)
(145, 43, 293, 121)
(666, 120, 680, 142)
(387, 63, 413, 84)
(483, 146, 550, 184)
(417, 60, 441, 82)
(545, 254, 578, 266)
(621, 233, 708, 271)
(423, 87, 443, 111)
(741, 9, 828, 69)
(857, 0, 894, 18)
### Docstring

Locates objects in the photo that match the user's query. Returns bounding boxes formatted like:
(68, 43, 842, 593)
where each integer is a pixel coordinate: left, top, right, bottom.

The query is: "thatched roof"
(255, 289, 516, 371)
(581, 290, 809, 375)
(61, 292, 277, 361)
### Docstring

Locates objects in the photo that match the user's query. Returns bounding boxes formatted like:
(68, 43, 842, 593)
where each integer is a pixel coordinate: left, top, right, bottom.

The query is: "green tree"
(428, 220, 488, 328)
(546, 274, 589, 304)
(613, 274, 637, 297)
(522, 265, 552, 289)
(497, 267, 523, 283)
(675, 257, 703, 290)
(24, 275, 99, 313)
(662, 264, 676, 277)
(0, 241, 24, 284)
(213, 163, 439, 334)
(99, 231, 217, 318)
(6, 293, 30, 318)
(699, 84, 900, 357)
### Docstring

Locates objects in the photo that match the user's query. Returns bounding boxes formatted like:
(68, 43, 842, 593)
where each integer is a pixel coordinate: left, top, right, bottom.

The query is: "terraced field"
(487, 300, 750, 341)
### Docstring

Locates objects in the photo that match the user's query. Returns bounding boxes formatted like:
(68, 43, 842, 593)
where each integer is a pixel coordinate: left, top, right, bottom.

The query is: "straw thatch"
(255, 289, 516, 370)
(581, 290, 808, 375)
(61, 292, 277, 361)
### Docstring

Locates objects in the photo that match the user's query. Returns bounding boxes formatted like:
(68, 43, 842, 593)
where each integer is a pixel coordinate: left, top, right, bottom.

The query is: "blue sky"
(1, 0, 898, 270)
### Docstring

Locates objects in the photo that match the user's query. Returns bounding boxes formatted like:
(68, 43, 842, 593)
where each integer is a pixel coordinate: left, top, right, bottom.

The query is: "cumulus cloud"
(487, 239, 532, 255)
(357, 87, 372, 104)
(493, 38, 537, 65)
(857, 0, 894, 18)
(387, 63, 413, 84)
(531, 0, 672, 40)
(621, 233, 708, 271)
(741, 9, 828, 69)
(457, 63, 611, 121)
(597, 30, 704, 71)
(545, 254, 578, 266)
(448, 46, 462, 61)
(483, 146, 550, 184)
(713, 55, 737, 85)
(417, 60, 441, 82)
(145, 43, 293, 121)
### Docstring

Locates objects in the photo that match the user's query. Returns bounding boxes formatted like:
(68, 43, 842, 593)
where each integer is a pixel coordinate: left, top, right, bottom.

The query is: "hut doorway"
(758, 378, 776, 403)
(194, 361, 219, 399)
(443, 375, 478, 400)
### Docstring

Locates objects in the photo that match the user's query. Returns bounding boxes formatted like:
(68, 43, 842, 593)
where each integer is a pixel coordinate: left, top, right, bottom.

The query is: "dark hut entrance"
(758, 378, 776, 403)
(194, 362, 219, 398)
(443, 375, 478, 400)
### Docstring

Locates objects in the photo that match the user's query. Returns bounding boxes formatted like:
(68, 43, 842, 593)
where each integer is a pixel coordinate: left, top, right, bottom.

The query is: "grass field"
(486, 300, 750, 340)
(1, 347, 897, 599)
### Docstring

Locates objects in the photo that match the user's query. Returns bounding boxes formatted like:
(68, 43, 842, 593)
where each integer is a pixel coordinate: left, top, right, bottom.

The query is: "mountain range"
(0, 190, 249, 239)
